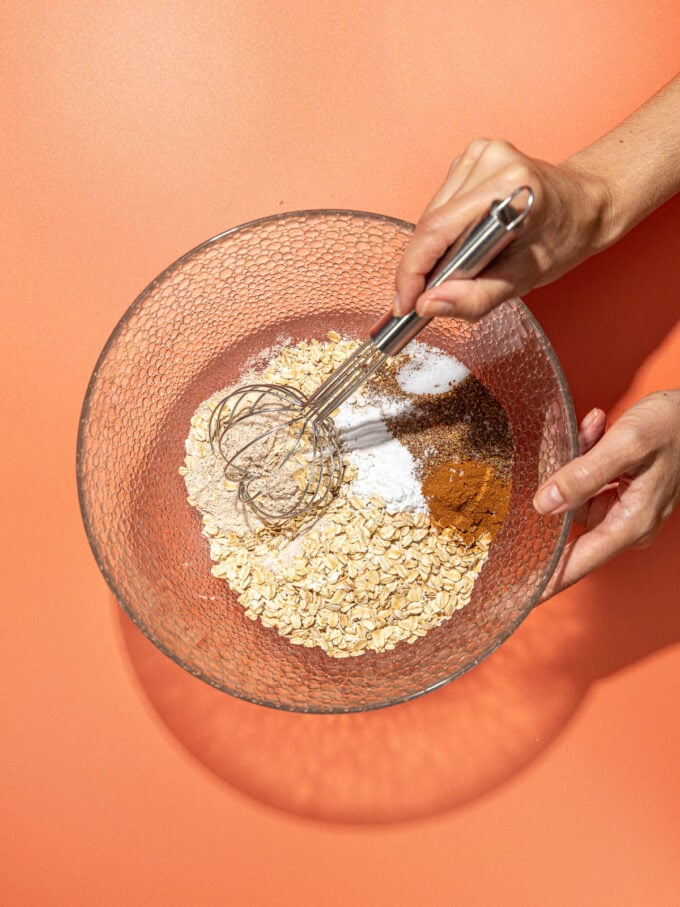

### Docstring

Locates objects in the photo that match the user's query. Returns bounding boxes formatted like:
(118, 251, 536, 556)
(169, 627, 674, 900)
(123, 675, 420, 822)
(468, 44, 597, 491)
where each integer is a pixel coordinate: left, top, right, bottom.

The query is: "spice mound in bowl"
(181, 331, 513, 659)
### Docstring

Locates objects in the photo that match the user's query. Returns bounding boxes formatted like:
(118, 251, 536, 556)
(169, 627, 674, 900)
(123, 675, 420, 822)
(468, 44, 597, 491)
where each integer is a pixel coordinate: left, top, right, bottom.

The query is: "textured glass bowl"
(78, 210, 578, 713)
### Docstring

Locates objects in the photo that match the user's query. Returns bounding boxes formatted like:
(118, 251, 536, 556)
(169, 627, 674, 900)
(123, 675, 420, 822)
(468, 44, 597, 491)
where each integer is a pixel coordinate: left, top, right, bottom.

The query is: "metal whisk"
(209, 187, 534, 522)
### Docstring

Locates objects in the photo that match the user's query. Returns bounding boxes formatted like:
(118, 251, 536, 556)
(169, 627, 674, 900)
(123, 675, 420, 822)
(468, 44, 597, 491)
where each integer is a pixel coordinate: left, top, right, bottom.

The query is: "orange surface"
(2, 3, 679, 905)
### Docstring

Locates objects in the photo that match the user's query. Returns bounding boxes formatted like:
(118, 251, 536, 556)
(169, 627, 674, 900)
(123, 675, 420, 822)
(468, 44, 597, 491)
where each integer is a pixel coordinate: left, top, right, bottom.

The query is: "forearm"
(566, 72, 680, 249)
(395, 73, 680, 321)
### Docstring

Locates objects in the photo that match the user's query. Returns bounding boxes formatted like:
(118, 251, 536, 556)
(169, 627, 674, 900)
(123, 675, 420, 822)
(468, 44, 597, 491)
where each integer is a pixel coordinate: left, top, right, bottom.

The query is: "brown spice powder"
(422, 458, 511, 546)
(368, 362, 513, 477)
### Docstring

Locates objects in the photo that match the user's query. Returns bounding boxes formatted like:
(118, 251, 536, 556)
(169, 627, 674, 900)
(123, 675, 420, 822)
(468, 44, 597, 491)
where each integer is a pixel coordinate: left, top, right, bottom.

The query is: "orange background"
(2, 3, 679, 905)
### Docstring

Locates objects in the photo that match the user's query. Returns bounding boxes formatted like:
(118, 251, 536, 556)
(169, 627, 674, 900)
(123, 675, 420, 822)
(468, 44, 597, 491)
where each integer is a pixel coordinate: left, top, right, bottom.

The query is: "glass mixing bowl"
(77, 210, 578, 713)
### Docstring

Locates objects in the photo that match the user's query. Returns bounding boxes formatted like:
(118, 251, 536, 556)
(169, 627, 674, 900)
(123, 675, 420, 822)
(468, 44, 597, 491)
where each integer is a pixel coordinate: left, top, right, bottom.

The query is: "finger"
(413, 244, 538, 321)
(453, 139, 527, 198)
(395, 191, 498, 315)
(533, 418, 648, 515)
(428, 139, 527, 214)
(573, 408, 607, 524)
(423, 139, 492, 214)
(539, 489, 641, 600)
(578, 408, 606, 455)
(423, 158, 462, 214)
(415, 273, 516, 322)
(584, 485, 619, 530)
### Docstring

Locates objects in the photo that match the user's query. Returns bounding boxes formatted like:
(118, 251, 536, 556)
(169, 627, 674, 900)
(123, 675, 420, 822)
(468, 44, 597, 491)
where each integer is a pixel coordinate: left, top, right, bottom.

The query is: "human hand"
(394, 75, 680, 320)
(394, 138, 613, 322)
(535, 390, 680, 601)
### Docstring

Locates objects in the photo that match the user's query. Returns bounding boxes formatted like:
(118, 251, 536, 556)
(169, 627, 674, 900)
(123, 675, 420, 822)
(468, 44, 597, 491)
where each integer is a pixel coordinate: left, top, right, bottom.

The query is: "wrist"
(564, 73, 680, 248)
(561, 152, 624, 252)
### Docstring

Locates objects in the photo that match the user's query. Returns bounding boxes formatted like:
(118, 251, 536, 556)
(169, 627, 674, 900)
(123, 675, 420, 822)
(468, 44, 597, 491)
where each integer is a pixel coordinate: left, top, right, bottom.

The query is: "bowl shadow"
(116, 505, 680, 825)
(115, 591, 587, 824)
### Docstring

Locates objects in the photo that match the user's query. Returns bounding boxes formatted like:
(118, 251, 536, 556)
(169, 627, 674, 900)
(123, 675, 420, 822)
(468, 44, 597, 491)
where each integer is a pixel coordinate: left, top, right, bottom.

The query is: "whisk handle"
(369, 186, 534, 356)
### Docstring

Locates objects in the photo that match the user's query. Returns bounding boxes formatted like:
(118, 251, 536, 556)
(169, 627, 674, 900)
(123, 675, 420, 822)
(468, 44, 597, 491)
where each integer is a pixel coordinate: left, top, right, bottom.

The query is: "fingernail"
(419, 298, 457, 317)
(392, 291, 404, 316)
(533, 483, 566, 515)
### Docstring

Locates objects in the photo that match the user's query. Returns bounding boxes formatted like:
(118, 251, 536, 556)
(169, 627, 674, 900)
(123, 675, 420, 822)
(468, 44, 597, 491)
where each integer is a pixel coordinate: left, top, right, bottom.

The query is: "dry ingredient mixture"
(180, 332, 513, 658)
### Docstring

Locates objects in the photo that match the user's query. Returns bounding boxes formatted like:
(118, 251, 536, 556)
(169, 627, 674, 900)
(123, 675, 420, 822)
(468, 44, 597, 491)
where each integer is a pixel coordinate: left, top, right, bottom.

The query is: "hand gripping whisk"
(209, 187, 534, 522)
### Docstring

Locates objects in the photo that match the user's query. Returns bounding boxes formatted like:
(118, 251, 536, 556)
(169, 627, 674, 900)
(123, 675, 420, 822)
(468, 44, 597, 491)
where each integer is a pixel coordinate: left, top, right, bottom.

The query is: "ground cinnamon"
(422, 457, 511, 546)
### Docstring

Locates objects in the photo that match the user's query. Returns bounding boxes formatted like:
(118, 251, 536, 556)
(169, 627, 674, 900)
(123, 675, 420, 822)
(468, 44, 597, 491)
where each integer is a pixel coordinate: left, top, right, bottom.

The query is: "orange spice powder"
(422, 457, 511, 546)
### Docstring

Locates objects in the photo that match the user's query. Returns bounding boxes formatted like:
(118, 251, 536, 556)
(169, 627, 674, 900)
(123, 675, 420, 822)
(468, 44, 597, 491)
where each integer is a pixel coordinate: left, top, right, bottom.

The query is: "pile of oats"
(180, 333, 493, 658)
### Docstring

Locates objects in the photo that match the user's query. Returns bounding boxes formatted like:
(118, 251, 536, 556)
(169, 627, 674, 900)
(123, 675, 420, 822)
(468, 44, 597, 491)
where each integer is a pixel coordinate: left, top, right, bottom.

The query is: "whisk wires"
(207, 339, 388, 523)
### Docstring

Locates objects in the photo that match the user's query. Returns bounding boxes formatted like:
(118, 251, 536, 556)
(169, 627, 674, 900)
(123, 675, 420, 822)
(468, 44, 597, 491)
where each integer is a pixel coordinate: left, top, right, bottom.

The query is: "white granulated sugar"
(396, 343, 470, 395)
(335, 396, 427, 513)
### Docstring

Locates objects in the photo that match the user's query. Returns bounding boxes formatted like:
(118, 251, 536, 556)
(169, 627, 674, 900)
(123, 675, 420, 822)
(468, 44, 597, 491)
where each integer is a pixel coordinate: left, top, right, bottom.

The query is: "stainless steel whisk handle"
(370, 185, 534, 356)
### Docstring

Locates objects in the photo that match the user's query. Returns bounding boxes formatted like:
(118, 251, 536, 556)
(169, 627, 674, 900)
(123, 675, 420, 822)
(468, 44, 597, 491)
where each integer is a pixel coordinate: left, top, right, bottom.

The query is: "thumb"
(533, 417, 640, 515)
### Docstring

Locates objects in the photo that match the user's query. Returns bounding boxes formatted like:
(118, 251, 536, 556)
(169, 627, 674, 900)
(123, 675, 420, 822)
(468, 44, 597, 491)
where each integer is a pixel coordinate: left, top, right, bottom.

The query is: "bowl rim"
(77, 208, 579, 713)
